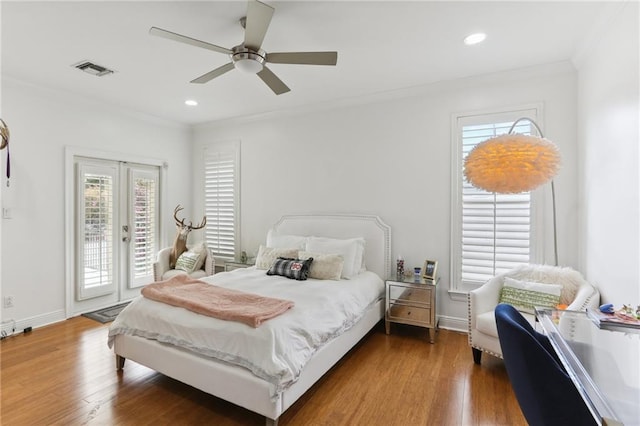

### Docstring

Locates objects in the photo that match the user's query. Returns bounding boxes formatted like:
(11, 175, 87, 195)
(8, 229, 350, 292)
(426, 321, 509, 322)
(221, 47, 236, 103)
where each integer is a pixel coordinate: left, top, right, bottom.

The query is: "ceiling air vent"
(73, 61, 115, 77)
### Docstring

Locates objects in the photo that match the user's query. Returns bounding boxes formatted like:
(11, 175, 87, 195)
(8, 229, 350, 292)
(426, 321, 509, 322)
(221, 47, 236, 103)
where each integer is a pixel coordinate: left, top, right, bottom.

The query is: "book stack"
(587, 306, 640, 330)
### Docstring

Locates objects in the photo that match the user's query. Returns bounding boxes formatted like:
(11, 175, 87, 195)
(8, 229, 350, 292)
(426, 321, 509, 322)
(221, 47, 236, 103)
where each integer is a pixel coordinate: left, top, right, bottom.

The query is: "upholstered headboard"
(271, 214, 391, 279)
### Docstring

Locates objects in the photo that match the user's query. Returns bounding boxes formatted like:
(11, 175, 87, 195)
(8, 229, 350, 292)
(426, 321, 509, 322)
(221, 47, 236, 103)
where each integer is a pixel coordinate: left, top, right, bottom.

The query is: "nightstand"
(385, 276, 439, 343)
(224, 261, 255, 272)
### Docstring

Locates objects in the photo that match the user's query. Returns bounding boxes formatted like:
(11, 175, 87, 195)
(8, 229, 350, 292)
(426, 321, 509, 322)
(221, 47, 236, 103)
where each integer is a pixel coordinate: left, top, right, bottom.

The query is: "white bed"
(110, 214, 391, 425)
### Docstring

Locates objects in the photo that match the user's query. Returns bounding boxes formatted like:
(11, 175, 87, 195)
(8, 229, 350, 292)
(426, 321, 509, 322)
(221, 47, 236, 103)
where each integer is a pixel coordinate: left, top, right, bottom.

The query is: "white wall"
(192, 63, 580, 328)
(0, 79, 192, 328)
(576, 1, 640, 303)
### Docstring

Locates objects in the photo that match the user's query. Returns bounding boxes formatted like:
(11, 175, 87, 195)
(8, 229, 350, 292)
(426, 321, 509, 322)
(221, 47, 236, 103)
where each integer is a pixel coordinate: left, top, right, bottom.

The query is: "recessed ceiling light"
(464, 33, 487, 46)
(185, 100, 198, 106)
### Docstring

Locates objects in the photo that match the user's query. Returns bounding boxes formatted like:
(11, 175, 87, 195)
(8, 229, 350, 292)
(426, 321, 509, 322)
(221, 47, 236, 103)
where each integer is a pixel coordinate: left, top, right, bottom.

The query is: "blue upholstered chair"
(494, 303, 597, 426)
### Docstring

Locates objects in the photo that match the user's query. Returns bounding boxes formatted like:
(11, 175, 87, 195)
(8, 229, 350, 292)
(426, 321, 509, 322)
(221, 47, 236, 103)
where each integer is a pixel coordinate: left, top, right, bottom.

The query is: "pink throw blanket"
(141, 275, 294, 328)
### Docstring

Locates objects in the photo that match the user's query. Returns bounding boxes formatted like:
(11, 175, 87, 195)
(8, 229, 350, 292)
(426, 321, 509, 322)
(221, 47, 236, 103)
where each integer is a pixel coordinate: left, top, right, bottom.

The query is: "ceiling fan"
(150, 0, 338, 95)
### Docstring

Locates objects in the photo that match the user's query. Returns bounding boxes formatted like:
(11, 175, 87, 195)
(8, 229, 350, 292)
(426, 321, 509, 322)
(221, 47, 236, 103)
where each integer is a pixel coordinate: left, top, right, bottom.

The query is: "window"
(451, 107, 542, 294)
(204, 141, 240, 259)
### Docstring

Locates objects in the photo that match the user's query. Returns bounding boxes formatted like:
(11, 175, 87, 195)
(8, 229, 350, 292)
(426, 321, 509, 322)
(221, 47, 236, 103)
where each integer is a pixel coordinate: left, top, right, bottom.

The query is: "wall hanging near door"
(0, 119, 10, 186)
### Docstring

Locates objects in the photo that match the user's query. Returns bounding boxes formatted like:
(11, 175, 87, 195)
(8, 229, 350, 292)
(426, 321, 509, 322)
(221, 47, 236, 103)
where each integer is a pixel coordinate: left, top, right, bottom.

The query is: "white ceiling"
(2, 1, 614, 125)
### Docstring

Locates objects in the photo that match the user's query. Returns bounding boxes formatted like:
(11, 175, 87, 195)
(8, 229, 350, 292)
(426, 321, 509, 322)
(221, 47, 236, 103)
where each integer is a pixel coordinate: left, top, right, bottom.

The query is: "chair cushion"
(161, 268, 207, 281)
(161, 269, 188, 280)
(476, 310, 536, 338)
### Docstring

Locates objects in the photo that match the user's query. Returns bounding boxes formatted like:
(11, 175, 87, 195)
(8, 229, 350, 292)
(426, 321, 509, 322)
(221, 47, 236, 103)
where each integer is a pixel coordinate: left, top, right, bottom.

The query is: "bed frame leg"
(116, 355, 126, 371)
(265, 417, 278, 426)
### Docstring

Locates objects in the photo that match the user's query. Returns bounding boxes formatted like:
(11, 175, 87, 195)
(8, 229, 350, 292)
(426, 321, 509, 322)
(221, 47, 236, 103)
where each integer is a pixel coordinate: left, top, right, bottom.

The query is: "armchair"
(153, 245, 215, 281)
(468, 264, 599, 364)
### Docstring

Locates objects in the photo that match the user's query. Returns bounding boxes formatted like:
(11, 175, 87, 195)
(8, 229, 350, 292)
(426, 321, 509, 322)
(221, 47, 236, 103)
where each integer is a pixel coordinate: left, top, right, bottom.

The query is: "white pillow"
(254, 245, 299, 270)
(298, 251, 344, 280)
(266, 230, 308, 250)
(500, 277, 563, 314)
(188, 242, 208, 271)
(355, 239, 366, 273)
(305, 237, 365, 279)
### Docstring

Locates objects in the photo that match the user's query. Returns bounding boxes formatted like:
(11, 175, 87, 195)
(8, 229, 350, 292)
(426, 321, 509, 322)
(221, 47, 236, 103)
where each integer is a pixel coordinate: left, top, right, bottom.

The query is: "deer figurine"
(170, 205, 207, 269)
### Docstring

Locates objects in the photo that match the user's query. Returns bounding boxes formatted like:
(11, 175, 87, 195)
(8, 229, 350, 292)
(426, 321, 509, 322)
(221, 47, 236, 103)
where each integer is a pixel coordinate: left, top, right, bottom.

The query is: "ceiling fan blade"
(191, 62, 235, 84)
(150, 27, 232, 55)
(266, 51, 338, 66)
(243, 0, 274, 51)
(257, 66, 290, 95)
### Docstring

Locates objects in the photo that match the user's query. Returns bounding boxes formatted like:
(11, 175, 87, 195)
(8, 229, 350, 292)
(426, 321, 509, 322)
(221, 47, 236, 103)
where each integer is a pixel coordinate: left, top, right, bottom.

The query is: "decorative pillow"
(175, 251, 202, 273)
(266, 230, 308, 250)
(305, 237, 365, 279)
(188, 242, 208, 271)
(266, 257, 313, 281)
(499, 277, 563, 314)
(298, 251, 344, 280)
(255, 245, 299, 270)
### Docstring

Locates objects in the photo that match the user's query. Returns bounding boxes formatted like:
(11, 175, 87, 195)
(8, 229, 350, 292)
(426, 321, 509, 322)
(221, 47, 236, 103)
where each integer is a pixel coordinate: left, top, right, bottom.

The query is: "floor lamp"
(463, 117, 561, 266)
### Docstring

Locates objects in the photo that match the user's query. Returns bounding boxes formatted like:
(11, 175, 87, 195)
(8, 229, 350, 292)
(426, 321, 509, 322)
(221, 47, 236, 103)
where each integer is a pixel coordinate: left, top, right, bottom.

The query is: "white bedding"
(108, 267, 384, 394)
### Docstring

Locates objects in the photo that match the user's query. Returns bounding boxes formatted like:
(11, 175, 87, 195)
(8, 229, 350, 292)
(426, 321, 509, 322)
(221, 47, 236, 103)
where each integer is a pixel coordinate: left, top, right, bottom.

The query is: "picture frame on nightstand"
(422, 259, 438, 280)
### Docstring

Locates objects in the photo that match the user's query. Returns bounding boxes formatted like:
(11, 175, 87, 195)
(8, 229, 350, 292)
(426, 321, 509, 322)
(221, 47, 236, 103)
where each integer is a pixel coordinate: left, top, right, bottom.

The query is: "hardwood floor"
(1, 317, 525, 425)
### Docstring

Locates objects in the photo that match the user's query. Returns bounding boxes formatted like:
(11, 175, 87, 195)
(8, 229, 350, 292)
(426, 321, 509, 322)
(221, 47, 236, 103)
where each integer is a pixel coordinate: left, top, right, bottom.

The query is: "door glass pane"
(129, 167, 159, 288)
(77, 163, 117, 300)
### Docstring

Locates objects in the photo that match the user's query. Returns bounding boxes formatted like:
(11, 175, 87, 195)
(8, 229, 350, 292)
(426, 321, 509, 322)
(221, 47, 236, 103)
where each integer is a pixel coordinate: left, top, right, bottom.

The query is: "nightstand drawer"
(388, 303, 432, 324)
(388, 285, 432, 307)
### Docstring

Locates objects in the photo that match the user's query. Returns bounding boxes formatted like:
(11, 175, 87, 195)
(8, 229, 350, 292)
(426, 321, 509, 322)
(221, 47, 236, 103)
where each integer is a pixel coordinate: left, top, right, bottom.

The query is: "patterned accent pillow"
(298, 251, 344, 280)
(175, 251, 201, 273)
(499, 277, 562, 314)
(255, 245, 299, 270)
(266, 257, 313, 281)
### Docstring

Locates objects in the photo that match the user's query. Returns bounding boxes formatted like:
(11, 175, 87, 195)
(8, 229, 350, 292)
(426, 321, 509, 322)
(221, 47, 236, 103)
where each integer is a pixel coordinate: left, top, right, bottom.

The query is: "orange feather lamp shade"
(463, 133, 561, 193)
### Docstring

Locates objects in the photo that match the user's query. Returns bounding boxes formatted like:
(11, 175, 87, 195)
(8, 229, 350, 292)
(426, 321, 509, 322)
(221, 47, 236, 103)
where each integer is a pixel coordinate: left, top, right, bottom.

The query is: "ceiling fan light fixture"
(232, 47, 265, 74)
(234, 58, 264, 74)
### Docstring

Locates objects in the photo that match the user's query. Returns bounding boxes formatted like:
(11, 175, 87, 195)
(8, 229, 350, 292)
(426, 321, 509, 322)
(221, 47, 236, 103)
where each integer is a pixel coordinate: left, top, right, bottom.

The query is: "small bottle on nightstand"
(396, 255, 404, 278)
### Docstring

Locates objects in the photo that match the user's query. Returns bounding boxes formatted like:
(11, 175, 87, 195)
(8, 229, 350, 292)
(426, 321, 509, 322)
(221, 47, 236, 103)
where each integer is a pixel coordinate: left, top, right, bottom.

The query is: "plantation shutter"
(129, 167, 159, 287)
(204, 142, 240, 259)
(460, 120, 533, 285)
(77, 163, 117, 299)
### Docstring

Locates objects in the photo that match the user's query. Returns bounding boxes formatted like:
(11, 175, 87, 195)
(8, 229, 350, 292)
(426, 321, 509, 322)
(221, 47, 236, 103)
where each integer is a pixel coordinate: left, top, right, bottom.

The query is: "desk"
(536, 309, 640, 426)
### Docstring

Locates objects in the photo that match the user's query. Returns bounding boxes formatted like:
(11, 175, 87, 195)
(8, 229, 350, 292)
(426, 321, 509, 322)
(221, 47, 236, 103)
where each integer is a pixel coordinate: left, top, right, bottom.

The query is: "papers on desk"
(587, 307, 640, 330)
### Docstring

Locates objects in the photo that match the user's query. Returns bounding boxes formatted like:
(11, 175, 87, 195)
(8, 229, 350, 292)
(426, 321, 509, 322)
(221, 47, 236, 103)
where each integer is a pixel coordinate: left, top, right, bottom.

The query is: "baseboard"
(437, 315, 468, 333)
(3, 311, 470, 336)
(1, 309, 66, 336)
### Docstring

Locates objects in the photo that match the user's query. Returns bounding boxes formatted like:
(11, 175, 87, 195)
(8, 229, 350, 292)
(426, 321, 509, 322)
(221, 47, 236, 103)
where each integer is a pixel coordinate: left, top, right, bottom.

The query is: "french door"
(73, 157, 160, 313)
